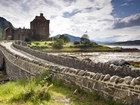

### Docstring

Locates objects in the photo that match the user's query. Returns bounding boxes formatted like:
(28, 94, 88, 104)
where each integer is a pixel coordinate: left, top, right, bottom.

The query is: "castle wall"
(2, 13, 50, 41)
(2, 27, 14, 40)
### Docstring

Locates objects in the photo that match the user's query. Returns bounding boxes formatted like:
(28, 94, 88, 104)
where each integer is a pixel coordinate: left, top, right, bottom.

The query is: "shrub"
(7, 35, 12, 40)
(34, 42, 40, 46)
(25, 38, 31, 42)
(74, 41, 80, 45)
(52, 39, 64, 49)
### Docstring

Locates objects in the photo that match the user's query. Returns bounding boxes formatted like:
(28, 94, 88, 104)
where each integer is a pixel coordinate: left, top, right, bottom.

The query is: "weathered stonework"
(2, 13, 50, 41)
(0, 40, 140, 105)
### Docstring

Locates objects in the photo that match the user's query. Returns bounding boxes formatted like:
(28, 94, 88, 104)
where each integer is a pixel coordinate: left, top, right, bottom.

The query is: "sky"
(0, 0, 140, 42)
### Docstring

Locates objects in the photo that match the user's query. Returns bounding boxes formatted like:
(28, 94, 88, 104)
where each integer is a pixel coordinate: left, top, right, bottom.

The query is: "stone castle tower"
(2, 13, 50, 41)
(30, 13, 50, 40)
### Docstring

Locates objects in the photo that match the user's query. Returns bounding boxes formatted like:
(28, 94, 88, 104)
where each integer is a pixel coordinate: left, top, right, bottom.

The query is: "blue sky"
(0, 0, 140, 42)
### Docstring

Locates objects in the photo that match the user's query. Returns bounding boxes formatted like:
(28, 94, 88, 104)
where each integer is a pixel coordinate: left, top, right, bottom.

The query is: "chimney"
(40, 13, 43, 17)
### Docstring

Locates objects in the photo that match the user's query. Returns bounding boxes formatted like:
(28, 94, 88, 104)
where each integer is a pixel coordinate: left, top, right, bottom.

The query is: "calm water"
(104, 45, 140, 50)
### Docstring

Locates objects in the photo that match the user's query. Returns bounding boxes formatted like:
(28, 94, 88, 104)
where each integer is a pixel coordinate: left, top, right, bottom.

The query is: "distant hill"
(53, 34, 81, 42)
(109, 40, 140, 45)
(0, 17, 13, 40)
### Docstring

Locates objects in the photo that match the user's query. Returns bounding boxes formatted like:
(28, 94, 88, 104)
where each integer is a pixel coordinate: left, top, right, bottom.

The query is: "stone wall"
(50, 65, 140, 105)
(0, 40, 140, 104)
(13, 40, 140, 78)
(0, 43, 46, 80)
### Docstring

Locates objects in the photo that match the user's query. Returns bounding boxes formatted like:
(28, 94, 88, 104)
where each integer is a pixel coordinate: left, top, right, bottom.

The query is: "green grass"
(0, 77, 52, 105)
(27, 41, 116, 52)
(0, 75, 124, 105)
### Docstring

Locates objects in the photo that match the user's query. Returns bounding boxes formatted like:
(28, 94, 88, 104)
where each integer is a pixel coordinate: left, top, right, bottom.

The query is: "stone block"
(124, 76, 132, 85)
(103, 74, 111, 81)
(78, 70, 86, 76)
(94, 82, 102, 91)
(88, 82, 93, 89)
(82, 78, 88, 87)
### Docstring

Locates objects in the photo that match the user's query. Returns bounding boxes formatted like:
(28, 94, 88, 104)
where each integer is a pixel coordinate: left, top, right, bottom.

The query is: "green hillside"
(0, 17, 13, 40)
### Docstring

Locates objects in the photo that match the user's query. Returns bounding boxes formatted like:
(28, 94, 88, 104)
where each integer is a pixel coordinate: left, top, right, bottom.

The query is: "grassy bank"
(27, 41, 116, 52)
(0, 72, 124, 105)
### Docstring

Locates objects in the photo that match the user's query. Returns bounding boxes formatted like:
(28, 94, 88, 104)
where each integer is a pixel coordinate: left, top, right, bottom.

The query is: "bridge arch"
(0, 51, 7, 75)
(1, 58, 6, 75)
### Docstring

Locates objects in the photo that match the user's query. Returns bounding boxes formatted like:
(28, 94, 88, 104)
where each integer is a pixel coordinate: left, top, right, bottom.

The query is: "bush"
(52, 39, 64, 49)
(34, 42, 40, 46)
(74, 41, 80, 45)
(7, 35, 12, 40)
(25, 38, 31, 42)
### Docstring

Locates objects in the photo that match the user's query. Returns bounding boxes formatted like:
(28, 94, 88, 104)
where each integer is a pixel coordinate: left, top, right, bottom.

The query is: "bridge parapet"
(13, 40, 140, 78)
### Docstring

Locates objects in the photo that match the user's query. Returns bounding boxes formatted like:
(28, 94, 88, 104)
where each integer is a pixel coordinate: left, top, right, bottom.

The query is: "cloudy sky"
(0, 0, 140, 42)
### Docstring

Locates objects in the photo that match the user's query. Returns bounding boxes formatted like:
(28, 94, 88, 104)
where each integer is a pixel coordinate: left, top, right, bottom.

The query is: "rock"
(124, 76, 132, 85)
(114, 77, 121, 84)
(110, 76, 120, 83)
(73, 88, 80, 95)
(119, 78, 124, 83)
(110, 76, 118, 82)
(100, 75, 105, 81)
(131, 78, 136, 85)
(78, 70, 86, 76)
(90, 72, 96, 78)
(115, 66, 121, 72)
(94, 73, 101, 80)
(107, 59, 130, 66)
(135, 77, 140, 85)
(103, 74, 111, 81)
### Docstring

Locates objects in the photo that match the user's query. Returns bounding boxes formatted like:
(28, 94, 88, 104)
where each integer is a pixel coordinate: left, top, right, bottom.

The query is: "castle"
(2, 13, 50, 41)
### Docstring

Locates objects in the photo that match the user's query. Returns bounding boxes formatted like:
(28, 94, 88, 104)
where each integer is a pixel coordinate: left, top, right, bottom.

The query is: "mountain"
(53, 34, 81, 42)
(108, 40, 140, 45)
(0, 17, 13, 40)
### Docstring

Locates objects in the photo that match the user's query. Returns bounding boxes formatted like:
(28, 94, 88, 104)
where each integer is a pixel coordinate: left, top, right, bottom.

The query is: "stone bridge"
(0, 40, 140, 105)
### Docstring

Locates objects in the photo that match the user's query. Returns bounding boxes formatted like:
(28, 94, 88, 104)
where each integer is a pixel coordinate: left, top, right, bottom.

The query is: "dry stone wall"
(13, 40, 140, 78)
(0, 40, 140, 105)
(0, 43, 46, 80)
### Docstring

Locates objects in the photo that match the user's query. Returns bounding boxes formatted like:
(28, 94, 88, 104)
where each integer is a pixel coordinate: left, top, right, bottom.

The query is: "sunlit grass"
(27, 41, 116, 52)
(0, 74, 124, 105)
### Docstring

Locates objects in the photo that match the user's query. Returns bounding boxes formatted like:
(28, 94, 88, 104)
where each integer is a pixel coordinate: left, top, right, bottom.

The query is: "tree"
(80, 34, 90, 43)
(7, 35, 12, 40)
(59, 35, 70, 43)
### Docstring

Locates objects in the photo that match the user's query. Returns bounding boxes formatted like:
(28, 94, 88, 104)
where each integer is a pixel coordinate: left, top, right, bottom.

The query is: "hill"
(0, 17, 13, 40)
(53, 34, 81, 42)
(109, 40, 140, 45)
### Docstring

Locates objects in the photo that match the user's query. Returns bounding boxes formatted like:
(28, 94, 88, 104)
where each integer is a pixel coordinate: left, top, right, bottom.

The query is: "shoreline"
(43, 48, 140, 53)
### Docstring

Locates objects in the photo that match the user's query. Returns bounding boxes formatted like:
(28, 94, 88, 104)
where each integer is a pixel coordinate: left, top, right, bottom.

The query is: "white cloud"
(113, 13, 140, 29)
(121, 3, 129, 6)
(0, 0, 139, 42)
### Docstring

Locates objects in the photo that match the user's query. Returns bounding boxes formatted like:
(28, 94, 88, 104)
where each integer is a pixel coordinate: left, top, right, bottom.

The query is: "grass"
(27, 41, 116, 52)
(0, 72, 124, 105)
(129, 61, 140, 68)
(0, 76, 52, 105)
